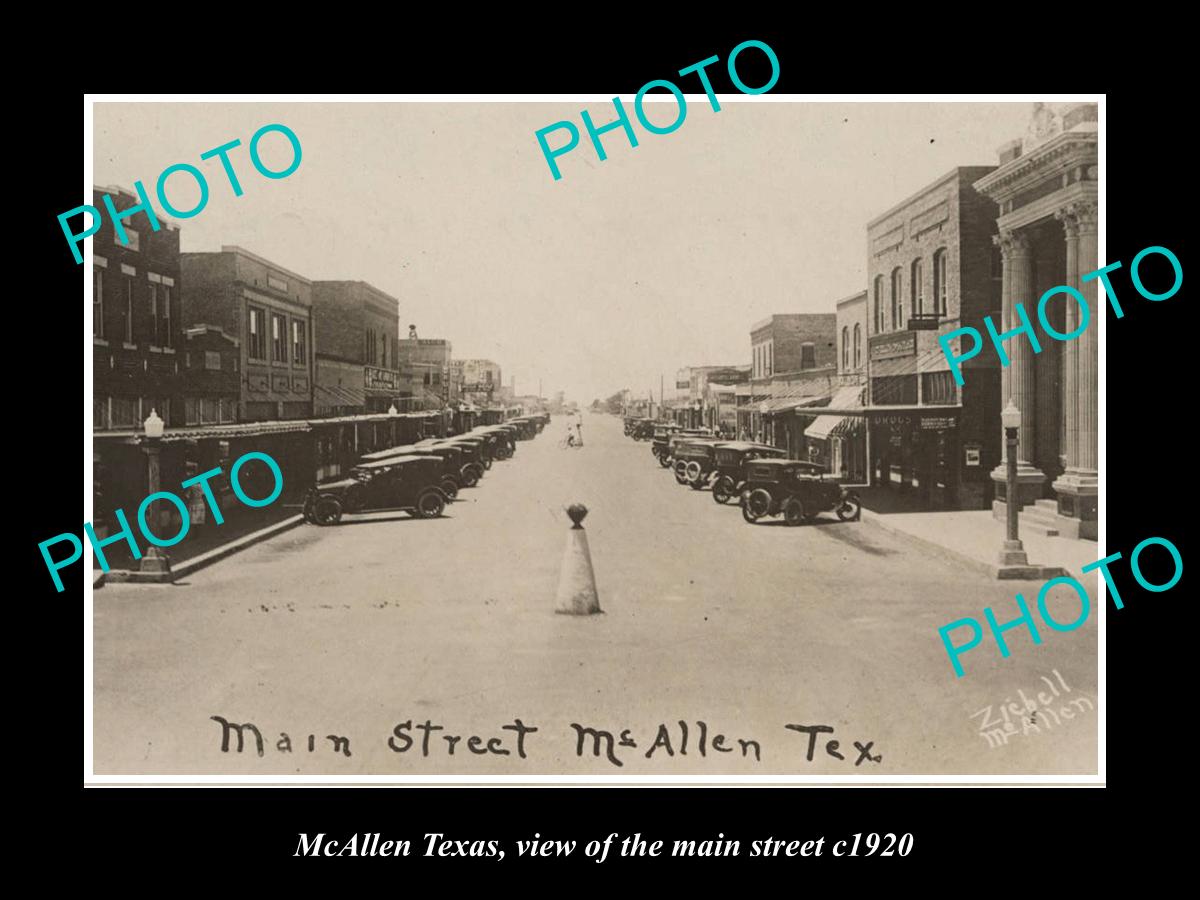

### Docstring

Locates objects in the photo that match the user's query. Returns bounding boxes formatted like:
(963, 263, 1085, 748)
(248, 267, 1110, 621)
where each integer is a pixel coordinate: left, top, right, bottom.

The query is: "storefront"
(802, 384, 867, 483)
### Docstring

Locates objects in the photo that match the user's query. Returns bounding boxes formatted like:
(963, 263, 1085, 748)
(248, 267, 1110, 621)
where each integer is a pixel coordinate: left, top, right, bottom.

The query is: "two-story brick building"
(180, 246, 315, 422)
(864, 167, 1002, 509)
(311, 281, 401, 415)
(92, 186, 183, 431)
(739, 313, 837, 446)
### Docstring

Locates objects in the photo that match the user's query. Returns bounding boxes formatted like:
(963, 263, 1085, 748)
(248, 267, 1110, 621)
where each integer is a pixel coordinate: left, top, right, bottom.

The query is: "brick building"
(92, 185, 183, 431)
(740, 314, 837, 445)
(311, 281, 401, 415)
(180, 246, 315, 422)
(179, 325, 240, 426)
(864, 166, 1002, 509)
(800, 290, 869, 481)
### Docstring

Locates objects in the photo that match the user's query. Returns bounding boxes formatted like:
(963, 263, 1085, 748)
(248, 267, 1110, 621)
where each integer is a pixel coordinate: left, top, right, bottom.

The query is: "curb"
(173, 514, 306, 580)
(93, 570, 107, 590)
(860, 510, 1068, 581)
(102, 515, 306, 585)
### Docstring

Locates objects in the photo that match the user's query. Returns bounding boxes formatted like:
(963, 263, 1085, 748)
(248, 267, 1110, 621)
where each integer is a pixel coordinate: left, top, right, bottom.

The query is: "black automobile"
(303, 456, 450, 526)
(474, 425, 517, 459)
(671, 438, 728, 489)
(650, 425, 682, 467)
(739, 459, 862, 526)
(360, 444, 467, 499)
(431, 435, 492, 471)
(710, 442, 789, 504)
(661, 429, 716, 471)
(417, 439, 486, 486)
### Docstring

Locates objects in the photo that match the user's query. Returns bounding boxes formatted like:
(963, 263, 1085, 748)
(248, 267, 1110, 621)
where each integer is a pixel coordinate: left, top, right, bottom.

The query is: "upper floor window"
(292, 320, 307, 365)
(272, 314, 287, 362)
(248, 307, 266, 360)
(841, 326, 849, 369)
(380, 331, 388, 368)
(117, 227, 140, 252)
(853, 323, 862, 369)
(161, 286, 172, 348)
(800, 342, 816, 370)
(891, 268, 903, 332)
(93, 268, 104, 338)
(873, 275, 884, 333)
(766, 342, 773, 376)
(124, 277, 134, 342)
(933, 248, 948, 316)
(911, 258, 924, 317)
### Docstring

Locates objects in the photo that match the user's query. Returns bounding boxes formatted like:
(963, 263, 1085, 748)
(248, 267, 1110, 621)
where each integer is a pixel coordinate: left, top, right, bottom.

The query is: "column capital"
(1055, 200, 1099, 237)
(993, 229, 1033, 258)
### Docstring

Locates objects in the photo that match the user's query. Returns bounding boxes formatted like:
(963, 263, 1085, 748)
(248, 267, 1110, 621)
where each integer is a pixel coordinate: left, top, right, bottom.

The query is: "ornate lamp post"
(139, 408, 172, 579)
(998, 399, 1028, 568)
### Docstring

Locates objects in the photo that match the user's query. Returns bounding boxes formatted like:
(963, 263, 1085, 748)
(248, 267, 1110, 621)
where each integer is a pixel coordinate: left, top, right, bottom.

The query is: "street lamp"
(998, 399, 1028, 567)
(139, 408, 172, 579)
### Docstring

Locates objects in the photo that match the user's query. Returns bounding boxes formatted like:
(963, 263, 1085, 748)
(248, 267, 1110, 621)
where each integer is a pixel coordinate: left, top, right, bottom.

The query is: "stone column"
(1051, 200, 1098, 539)
(991, 230, 1046, 513)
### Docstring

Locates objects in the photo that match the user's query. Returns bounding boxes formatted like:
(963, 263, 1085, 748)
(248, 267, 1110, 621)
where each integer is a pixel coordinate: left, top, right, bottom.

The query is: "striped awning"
(802, 385, 866, 441)
(314, 382, 366, 408)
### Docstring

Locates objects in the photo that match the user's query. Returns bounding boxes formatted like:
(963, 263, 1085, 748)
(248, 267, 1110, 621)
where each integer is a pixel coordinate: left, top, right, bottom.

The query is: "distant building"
(452, 359, 502, 405)
(741, 314, 838, 448)
(180, 245, 314, 422)
(396, 337, 452, 409)
(310, 281, 401, 415)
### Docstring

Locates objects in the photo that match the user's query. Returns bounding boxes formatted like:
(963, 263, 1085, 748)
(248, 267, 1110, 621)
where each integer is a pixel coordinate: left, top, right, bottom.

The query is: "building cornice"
(973, 130, 1097, 201)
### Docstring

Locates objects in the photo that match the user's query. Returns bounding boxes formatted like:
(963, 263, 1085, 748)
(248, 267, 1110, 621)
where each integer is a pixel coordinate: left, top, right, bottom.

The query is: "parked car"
(710, 442, 789, 504)
(672, 438, 729, 489)
(430, 435, 491, 471)
(420, 438, 487, 483)
(739, 459, 862, 525)
(662, 429, 716, 472)
(629, 419, 655, 441)
(303, 456, 449, 526)
(359, 444, 467, 499)
(651, 425, 683, 466)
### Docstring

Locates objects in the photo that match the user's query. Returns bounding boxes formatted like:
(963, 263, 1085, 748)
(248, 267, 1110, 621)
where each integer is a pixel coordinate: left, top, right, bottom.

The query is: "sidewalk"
(861, 503, 1101, 580)
(94, 502, 305, 584)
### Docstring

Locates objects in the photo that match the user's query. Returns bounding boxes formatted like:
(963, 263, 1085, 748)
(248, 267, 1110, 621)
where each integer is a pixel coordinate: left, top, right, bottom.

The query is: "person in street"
(574, 416, 584, 447)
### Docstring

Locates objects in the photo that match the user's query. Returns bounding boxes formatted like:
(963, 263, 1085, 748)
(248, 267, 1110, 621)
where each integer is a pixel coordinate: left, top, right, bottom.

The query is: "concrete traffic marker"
(555, 503, 601, 615)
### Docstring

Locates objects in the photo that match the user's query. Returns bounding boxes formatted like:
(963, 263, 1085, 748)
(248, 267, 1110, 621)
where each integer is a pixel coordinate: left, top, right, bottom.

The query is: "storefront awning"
(802, 385, 866, 440)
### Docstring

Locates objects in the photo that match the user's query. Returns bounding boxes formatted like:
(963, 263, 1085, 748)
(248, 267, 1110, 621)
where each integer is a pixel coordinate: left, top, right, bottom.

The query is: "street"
(93, 413, 1098, 776)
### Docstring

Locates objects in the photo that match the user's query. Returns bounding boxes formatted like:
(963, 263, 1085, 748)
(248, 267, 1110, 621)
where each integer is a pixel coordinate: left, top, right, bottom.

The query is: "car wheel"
(741, 500, 761, 523)
(837, 493, 862, 522)
(311, 497, 343, 526)
(460, 466, 480, 488)
(674, 462, 689, 484)
(657, 453, 672, 468)
(746, 488, 772, 520)
(482, 457, 493, 470)
(415, 489, 446, 519)
(712, 477, 733, 504)
(783, 498, 805, 526)
(440, 477, 459, 501)
(684, 461, 702, 483)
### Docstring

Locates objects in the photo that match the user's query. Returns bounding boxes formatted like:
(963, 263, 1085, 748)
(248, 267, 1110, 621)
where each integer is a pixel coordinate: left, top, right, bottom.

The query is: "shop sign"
(364, 365, 399, 392)
(964, 441, 982, 467)
(920, 415, 955, 432)
(869, 331, 917, 361)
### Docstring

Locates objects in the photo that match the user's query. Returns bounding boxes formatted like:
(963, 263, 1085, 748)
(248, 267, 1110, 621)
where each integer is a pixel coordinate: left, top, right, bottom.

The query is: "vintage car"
(417, 439, 486, 485)
(739, 459, 862, 525)
(650, 425, 682, 466)
(359, 444, 468, 499)
(672, 438, 729, 488)
(434, 435, 492, 470)
(470, 427, 514, 460)
(660, 429, 716, 470)
(630, 419, 656, 441)
(302, 455, 449, 525)
(709, 442, 789, 504)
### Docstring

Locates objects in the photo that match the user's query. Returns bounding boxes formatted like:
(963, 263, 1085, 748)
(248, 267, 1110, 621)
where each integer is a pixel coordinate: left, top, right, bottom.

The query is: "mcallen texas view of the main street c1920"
(85, 98, 1101, 779)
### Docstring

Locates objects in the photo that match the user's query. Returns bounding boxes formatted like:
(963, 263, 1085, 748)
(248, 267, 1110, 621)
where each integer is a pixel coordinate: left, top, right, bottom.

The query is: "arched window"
(853, 324, 861, 369)
(911, 258, 924, 317)
(873, 275, 884, 333)
(841, 326, 849, 369)
(933, 248, 948, 316)
(891, 268, 903, 331)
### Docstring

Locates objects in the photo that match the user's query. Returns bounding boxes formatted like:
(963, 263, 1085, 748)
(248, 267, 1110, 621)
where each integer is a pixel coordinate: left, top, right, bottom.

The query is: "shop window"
(111, 396, 139, 428)
(184, 397, 199, 425)
(922, 371, 958, 405)
(93, 397, 108, 429)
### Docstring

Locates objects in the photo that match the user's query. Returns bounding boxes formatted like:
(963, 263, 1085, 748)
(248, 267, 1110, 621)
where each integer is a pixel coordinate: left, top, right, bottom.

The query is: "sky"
(94, 100, 1034, 405)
